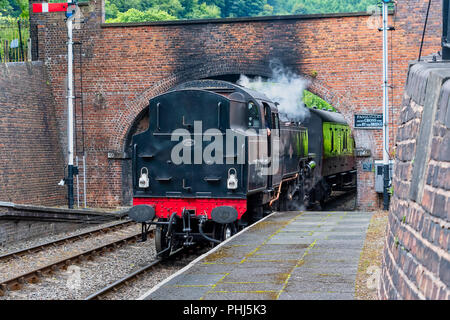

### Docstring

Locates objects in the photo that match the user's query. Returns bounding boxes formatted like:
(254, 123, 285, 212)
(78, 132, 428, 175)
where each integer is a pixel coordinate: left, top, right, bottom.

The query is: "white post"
(382, 1, 390, 210)
(67, 16, 75, 208)
(27, 38, 31, 62)
(382, 2, 389, 165)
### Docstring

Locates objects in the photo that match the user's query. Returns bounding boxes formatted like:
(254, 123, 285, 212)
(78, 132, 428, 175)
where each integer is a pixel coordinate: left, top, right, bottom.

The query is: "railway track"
(321, 188, 357, 211)
(0, 223, 153, 297)
(0, 220, 134, 263)
(0, 190, 356, 299)
(84, 191, 356, 301)
(84, 247, 187, 300)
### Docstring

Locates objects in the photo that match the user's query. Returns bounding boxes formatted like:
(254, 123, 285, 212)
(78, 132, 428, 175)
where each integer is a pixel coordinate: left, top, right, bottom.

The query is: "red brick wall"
(0, 62, 66, 206)
(29, 0, 442, 209)
(379, 61, 450, 300)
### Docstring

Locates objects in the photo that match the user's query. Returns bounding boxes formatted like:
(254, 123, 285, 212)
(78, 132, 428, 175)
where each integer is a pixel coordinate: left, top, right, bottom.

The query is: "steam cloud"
(237, 60, 310, 122)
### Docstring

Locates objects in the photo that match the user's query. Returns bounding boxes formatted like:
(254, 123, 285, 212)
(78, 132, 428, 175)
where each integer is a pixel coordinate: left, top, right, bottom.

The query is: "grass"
(354, 210, 389, 300)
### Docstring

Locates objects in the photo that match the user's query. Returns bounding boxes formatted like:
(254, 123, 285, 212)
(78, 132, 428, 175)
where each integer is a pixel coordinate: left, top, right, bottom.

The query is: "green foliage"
(228, 0, 267, 18)
(185, 2, 221, 19)
(0, 0, 18, 17)
(389, 186, 394, 196)
(107, 8, 177, 23)
(104, 0, 381, 23)
(105, 1, 120, 20)
(15, 0, 27, 18)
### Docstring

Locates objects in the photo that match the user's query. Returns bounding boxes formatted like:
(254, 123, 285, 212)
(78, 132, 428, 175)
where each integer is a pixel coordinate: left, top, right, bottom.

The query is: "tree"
(261, 4, 273, 16)
(179, 0, 198, 17)
(109, 0, 142, 13)
(0, 0, 13, 16)
(228, 0, 267, 18)
(105, 0, 120, 20)
(106, 8, 177, 23)
(15, 0, 28, 18)
(154, 0, 184, 17)
(186, 2, 221, 19)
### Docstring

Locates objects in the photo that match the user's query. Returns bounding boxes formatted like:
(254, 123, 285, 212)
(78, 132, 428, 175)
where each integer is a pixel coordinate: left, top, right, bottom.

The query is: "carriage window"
(343, 129, 348, 151)
(330, 127, 334, 153)
(247, 102, 261, 128)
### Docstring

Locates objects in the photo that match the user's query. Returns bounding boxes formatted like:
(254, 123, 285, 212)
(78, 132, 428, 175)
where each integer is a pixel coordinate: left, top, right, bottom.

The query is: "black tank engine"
(128, 80, 356, 256)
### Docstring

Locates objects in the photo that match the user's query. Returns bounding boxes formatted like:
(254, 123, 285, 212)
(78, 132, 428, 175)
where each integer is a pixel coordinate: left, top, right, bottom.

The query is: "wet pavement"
(140, 210, 373, 300)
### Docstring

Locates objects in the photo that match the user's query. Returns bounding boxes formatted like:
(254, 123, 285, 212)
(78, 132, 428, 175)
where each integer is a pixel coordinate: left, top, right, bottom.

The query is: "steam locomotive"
(128, 80, 356, 257)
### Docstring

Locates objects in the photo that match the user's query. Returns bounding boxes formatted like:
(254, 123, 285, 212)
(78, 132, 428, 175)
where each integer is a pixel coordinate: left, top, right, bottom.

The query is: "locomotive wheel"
(155, 218, 171, 258)
(214, 223, 237, 243)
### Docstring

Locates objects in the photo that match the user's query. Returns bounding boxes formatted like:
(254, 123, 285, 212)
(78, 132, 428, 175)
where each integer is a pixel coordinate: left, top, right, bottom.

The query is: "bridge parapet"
(379, 59, 450, 300)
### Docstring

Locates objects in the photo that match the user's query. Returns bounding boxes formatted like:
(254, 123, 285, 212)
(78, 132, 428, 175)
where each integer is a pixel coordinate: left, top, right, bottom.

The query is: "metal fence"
(0, 18, 30, 63)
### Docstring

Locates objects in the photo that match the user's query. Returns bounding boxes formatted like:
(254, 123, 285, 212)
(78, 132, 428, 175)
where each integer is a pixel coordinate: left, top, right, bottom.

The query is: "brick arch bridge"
(29, 0, 442, 208)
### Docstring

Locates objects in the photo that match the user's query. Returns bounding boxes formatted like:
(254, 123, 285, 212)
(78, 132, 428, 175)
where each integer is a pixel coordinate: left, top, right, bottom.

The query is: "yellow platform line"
(275, 239, 317, 300)
(202, 262, 239, 265)
(199, 273, 230, 300)
(174, 284, 214, 288)
(239, 211, 306, 264)
(222, 281, 269, 284)
(208, 290, 279, 294)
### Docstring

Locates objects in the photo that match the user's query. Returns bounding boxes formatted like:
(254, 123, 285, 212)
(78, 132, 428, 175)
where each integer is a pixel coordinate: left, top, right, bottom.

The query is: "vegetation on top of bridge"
(104, 0, 384, 23)
(0, 0, 30, 18)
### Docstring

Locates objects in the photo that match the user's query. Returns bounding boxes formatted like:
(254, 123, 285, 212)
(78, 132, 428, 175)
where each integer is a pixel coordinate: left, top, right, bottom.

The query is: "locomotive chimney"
(443, 0, 450, 59)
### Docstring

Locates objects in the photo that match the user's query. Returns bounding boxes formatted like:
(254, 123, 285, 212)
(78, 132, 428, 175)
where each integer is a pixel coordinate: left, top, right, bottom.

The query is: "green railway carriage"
(303, 108, 357, 203)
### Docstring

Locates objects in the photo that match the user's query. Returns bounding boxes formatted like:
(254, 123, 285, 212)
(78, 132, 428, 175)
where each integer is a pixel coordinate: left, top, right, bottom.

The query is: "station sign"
(354, 114, 383, 129)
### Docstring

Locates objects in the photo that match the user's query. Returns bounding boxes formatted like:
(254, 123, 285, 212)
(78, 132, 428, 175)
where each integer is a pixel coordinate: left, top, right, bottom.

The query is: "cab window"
(247, 102, 261, 128)
(263, 104, 271, 129)
(272, 113, 280, 130)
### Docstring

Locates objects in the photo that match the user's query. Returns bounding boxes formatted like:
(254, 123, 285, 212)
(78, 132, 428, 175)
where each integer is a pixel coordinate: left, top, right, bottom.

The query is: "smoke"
(237, 60, 310, 122)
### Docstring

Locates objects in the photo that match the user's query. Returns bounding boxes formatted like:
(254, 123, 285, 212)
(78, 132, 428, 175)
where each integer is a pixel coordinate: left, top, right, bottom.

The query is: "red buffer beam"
(32, 3, 69, 13)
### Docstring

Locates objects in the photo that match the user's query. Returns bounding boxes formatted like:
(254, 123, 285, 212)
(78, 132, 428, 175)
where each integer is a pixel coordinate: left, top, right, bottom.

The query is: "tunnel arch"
(114, 65, 360, 153)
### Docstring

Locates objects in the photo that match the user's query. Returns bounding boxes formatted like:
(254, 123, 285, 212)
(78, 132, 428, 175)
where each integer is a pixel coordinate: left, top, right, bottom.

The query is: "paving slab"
(140, 210, 372, 300)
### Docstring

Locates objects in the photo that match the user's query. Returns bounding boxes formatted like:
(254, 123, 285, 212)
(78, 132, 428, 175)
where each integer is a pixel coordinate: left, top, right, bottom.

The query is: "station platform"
(140, 210, 373, 300)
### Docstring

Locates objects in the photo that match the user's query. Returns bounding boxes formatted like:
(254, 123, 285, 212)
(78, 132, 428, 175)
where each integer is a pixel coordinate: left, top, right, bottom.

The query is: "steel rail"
(84, 248, 185, 300)
(321, 188, 357, 210)
(0, 229, 154, 297)
(0, 220, 134, 263)
(84, 259, 162, 300)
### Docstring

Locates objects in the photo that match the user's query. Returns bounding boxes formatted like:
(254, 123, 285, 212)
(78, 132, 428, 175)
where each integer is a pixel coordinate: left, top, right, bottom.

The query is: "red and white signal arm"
(32, 3, 70, 13)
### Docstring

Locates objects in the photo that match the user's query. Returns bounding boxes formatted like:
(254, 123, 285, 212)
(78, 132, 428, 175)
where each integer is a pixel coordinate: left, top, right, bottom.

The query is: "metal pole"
(67, 16, 75, 209)
(83, 153, 87, 208)
(17, 20, 25, 62)
(76, 155, 80, 207)
(419, 0, 433, 61)
(382, 1, 390, 210)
